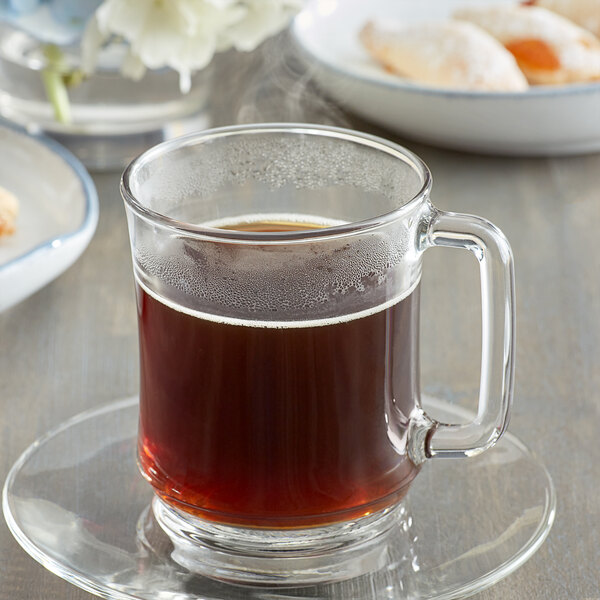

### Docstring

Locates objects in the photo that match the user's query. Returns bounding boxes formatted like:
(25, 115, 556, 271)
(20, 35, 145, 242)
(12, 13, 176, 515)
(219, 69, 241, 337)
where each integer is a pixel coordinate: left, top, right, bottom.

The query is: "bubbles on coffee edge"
(135, 213, 419, 327)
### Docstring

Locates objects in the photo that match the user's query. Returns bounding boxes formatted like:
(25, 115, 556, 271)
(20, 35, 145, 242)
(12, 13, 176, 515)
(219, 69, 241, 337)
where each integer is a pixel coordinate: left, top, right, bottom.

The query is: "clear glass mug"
(121, 124, 515, 586)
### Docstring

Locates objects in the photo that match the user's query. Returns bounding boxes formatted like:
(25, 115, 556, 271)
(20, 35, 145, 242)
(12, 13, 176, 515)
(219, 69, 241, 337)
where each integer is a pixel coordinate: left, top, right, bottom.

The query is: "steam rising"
(211, 32, 352, 128)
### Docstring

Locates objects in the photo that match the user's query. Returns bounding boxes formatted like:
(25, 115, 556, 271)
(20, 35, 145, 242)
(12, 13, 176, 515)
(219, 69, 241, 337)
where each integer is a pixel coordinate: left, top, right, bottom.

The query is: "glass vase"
(0, 23, 213, 170)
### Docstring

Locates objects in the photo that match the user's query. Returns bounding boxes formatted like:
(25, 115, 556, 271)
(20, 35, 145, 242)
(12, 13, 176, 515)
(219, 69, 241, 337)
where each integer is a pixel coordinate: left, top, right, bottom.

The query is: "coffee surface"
(220, 220, 328, 232)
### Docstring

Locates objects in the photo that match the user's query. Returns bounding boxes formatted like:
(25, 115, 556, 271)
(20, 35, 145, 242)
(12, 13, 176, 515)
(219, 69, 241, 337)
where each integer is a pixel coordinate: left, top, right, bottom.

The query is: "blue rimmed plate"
(292, 0, 600, 155)
(0, 121, 98, 312)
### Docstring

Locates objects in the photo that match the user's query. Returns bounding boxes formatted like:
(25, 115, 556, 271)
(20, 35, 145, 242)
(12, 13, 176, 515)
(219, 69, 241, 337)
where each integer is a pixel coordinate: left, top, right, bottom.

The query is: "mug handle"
(411, 209, 516, 462)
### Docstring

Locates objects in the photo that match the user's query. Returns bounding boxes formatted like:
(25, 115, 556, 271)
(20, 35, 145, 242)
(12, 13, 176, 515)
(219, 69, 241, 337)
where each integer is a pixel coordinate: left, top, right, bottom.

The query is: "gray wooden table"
(1, 46, 599, 599)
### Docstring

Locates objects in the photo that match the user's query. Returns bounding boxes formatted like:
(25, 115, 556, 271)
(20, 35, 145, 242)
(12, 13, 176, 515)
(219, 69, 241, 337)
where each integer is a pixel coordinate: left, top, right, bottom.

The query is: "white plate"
(0, 121, 98, 312)
(291, 0, 600, 155)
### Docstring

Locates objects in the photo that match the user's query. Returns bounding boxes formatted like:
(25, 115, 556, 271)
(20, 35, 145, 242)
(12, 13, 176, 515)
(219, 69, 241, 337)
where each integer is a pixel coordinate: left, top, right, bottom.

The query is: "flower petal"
(121, 48, 146, 80)
(81, 15, 105, 73)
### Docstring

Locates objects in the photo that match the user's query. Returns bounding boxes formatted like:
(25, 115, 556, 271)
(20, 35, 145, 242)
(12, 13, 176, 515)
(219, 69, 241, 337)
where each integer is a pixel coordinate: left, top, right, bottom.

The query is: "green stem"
(42, 44, 72, 125)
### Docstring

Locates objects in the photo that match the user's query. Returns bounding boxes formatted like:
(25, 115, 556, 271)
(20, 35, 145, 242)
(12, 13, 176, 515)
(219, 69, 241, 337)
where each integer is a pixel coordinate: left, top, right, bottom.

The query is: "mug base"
(152, 496, 407, 586)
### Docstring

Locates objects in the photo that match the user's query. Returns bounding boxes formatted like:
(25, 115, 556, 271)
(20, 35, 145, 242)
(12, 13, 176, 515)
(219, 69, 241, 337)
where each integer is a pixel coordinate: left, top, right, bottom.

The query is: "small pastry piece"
(359, 20, 528, 91)
(455, 5, 600, 84)
(527, 0, 600, 38)
(0, 185, 19, 237)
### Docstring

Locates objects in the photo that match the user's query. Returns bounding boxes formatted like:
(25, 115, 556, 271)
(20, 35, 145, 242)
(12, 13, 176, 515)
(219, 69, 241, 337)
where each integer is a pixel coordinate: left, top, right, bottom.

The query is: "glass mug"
(121, 124, 515, 585)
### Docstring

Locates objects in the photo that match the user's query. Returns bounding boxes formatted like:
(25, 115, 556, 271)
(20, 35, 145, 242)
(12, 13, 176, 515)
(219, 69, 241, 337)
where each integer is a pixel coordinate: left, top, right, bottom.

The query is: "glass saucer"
(2, 396, 555, 600)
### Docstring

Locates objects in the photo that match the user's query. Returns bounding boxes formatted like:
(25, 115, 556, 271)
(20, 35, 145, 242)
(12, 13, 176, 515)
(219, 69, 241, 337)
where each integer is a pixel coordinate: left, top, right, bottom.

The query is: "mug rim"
(121, 123, 433, 244)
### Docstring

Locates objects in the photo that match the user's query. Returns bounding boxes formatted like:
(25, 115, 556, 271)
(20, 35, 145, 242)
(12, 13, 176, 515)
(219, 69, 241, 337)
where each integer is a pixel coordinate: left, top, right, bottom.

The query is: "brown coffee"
(136, 220, 420, 528)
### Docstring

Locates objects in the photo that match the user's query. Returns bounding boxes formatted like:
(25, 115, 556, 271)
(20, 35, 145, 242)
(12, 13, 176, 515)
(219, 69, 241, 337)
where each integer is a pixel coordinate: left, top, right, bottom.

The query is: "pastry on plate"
(455, 4, 600, 84)
(359, 20, 529, 91)
(528, 0, 600, 37)
(0, 185, 19, 237)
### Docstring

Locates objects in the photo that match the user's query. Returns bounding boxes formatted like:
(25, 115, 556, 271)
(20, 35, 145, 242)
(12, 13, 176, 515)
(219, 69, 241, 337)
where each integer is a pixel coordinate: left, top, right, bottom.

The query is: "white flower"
(82, 0, 303, 93)
(218, 0, 304, 52)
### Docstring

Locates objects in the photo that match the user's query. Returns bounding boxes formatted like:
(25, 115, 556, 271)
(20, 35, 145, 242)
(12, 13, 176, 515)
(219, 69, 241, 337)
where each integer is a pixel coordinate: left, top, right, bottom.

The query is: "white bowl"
(291, 0, 600, 156)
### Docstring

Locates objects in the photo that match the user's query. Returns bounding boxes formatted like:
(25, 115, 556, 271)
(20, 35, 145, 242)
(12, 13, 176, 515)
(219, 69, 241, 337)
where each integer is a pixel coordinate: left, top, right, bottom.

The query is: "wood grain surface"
(1, 43, 599, 599)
